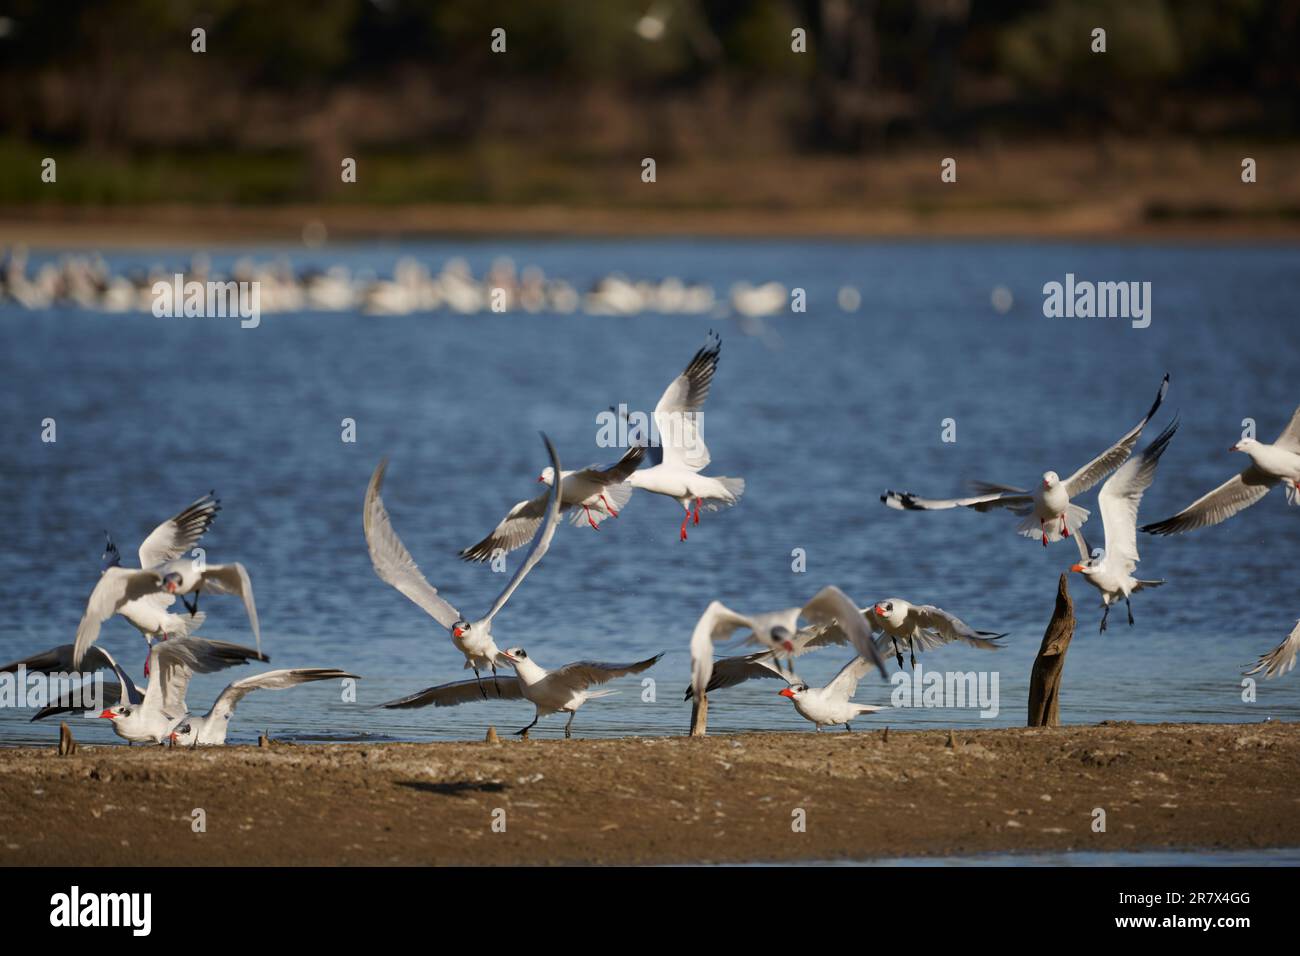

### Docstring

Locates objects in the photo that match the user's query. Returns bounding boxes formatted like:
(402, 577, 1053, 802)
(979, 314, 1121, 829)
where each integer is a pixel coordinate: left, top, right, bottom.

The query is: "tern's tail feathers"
(852, 704, 884, 716)
(702, 476, 745, 510)
(585, 689, 618, 701)
(1132, 579, 1165, 591)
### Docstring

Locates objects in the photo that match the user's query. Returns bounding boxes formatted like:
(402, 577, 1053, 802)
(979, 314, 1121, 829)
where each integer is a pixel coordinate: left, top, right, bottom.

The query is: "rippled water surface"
(1, 238, 1297, 745)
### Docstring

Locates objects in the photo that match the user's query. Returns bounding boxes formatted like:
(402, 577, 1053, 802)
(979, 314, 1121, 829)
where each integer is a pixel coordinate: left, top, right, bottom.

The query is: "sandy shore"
(2, 722, 1297, 866)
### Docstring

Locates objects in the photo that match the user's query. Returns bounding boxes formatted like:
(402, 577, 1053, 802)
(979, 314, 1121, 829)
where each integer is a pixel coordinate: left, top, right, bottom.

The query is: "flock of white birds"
(3, 332, 1298, 744)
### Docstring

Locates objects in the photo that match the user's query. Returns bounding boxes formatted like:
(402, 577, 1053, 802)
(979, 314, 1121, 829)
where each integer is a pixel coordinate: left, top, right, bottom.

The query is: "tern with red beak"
(80, 637, 267, 744)
(688, 586, 889, 705)
(1070, 420, 1176, 632)
(778, 656, 883, 731)
(859, 598, 1007, 670)
(1141, 405, 1300, 536)
(459, 443, 645, 561)
(616, 332, 745, 541)
(883, 374, 1169, 546)
(364, 434, 563, 697)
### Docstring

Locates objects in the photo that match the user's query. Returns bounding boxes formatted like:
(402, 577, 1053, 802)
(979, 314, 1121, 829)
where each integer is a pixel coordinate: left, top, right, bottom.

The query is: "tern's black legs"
(892, 638, 904, 670)
(844, 722, 853, 732)
(1126, 598, 1135, 626)
(492, 663, 501, 695)
(1099, 605, 1111, 633)
(472, 667, 488, 699)
(564, 712, 576, 738)
(909, 639, 917, 670)
(182, 586, 201, 616)
(513, 713, 539, 738)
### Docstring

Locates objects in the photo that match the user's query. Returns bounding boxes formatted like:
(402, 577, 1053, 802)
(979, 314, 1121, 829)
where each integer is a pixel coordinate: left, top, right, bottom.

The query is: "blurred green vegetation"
(1, 0, 1296, 206)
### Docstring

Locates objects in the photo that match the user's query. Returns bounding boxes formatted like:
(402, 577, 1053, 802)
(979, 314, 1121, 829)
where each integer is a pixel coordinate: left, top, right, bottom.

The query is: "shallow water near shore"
(1, 238, 1298, 746)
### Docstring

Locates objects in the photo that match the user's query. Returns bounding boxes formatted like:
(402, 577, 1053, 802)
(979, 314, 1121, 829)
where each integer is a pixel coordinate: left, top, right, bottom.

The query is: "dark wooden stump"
(689, 694, 708, 737)
(1028, 574, 1076, 727)
(58, 722, 77, 756)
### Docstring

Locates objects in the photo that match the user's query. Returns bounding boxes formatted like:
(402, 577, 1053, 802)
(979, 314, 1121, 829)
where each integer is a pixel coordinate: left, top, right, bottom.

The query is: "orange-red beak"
(1069, 563, 1084, 572)
(873, 604, 886, 616)
(97, 709, 115, 719)
(778, 688, 795, 699)
(452, 627, 463, 638)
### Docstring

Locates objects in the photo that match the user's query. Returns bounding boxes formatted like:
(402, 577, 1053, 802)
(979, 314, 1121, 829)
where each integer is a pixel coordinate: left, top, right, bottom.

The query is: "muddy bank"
(1, 721, 1297, 866)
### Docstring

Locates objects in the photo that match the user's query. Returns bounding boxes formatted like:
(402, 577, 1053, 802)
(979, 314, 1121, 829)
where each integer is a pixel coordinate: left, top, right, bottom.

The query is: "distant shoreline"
(4, 202, 1300, 250)
(3, 721, 1297, 865)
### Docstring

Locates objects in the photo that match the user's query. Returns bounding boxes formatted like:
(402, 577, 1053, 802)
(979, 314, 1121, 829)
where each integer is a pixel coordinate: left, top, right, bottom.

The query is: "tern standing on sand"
(1141, 406, 1300, 535)
(882, 374, 1169, 546)
(363, 434, 562, 694)
(90, 637, 268, 744)
(1070, 421, 1177, 632)
(620, 332, 745, 541)
(381, 647, 662, 738)
(778, 656, 882, 731)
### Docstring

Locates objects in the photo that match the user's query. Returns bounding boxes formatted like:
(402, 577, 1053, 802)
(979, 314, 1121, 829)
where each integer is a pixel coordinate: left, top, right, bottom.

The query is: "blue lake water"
(1, 238, 1297, 745)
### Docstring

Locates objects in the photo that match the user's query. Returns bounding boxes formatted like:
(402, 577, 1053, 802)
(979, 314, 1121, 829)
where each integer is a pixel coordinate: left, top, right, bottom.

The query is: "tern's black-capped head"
(162, 571, 182, 594)
(451, 619, 470, 639)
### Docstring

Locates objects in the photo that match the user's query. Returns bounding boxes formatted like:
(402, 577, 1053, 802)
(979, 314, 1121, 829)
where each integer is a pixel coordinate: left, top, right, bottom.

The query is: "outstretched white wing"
(209, 668, 358, 721)
(198, 562, 261, 654)
(138, 493, 221, 569)
(459, 492, 549, 563)
(1245, 620, 1300, 679)
(1096, 420, 1177, 572)
(800, 586, 888, 679)
(1065, 374, 1169, 497)
(483, 434, 563, 625)
(73, 567, 164, 669)
(654, 332, 719, 471)
(1140, 465, 1276, 535)
(823, 655, 876, 702)
(364, 458, 463, 630)
(882, 489, 1034, 515)
(689, 600, 758, 702)
(551, 653, 662, 691)
(1273, 405, 1300, 453)
(907, 605, 1007, 650)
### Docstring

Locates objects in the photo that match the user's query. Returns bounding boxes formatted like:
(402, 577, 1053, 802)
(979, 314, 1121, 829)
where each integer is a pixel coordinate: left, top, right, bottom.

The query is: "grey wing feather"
(364, 459, 463, 629)
(379, 675, 524, 709)
(882, 489, 1035, 515)
(1139, 465, 1276, 535)
(683, 652, 794, 700)
(137, 492, 221, 569)
(575, 442, 647, 485)
(553, 653, 663, 689)
(459, 493, 547, 563)
(212, 668, 358, 720)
